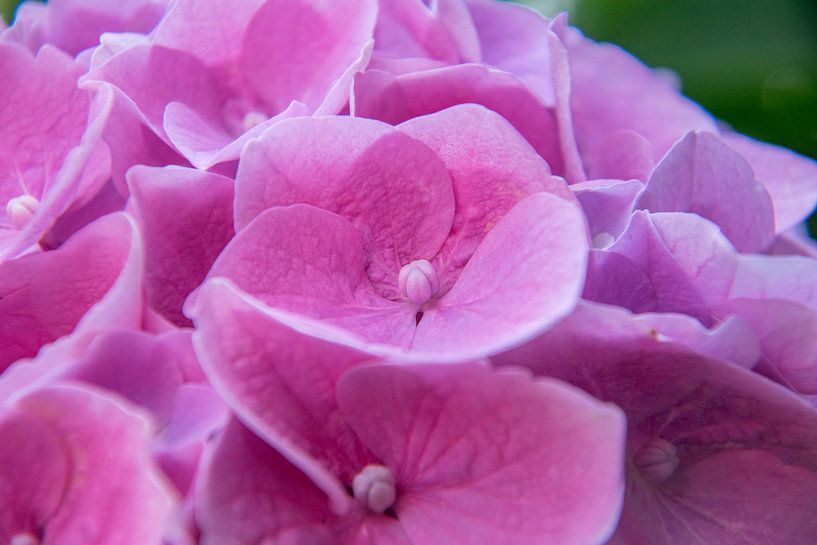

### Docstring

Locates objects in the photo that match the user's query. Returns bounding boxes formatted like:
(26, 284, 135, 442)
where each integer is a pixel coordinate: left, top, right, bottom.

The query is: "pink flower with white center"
(199, 104, 587, 359)
(188, 280, 626, 545)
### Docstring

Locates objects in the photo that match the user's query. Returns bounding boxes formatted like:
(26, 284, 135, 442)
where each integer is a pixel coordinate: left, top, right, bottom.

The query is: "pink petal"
(207, 205, 415, 347)
(413, 192, 588, 357)
(398, 104, 571, 288)
(15, 384, 173, 545)
(196, 418, 336, 545)
(353, 63, 570, 177)
(465, 0, 553, 103)
(187, 278, 377, 513)
(373, 0, 465, 63)
(1, 43, 109, 258)
(235, 116, 455, 284)
(722, 131, 817, 232)
(557, 24, 716, 170)
(0, 213, 142, 371)
(128, 165, 234, 326)
(636, 131, 775, 253)
(0, 410, 68, 540)
(150, 0, 265, 69)
(337, 363, 626, 545)
(239, 0, 376, 113)
(496, 305, 817, 545)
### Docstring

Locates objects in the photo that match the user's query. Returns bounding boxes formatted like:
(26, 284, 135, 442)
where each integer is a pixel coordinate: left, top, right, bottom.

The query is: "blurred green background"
(4, 0, 816, 236)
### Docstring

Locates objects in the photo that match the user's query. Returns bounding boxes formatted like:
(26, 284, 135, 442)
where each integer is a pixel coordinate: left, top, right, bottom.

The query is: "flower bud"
(398, 259, 439, 306)
(352, 464, 396, 514)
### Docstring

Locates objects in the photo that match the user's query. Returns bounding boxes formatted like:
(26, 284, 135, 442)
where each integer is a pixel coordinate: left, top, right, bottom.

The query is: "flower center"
(633, 438, 679, 483)
(242, 111, 268, 132)
(10, 533, 40, 545)
(352, 464, 396, 514)
(397, 259, 439, 306)
(6, 195, 39, 230)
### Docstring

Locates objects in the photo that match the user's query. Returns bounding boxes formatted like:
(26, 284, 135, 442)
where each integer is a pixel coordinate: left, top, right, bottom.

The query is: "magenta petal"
(0, 410, 68, 540)
(398, 104, 571, 286)
(353, 63, 570, 177)
(188, 279, 376, 513)
(129, 165, 234, 326)
(65, 330, 185, 425)
(239, 0, 376, 113)
(82, 44, 224, 142)
(235, 116, 455, 278)
(0, 213, 142, 371)
(150, 0, 265, 68)
(636, 131, 775, 252)
(374, 0, 465, 63)
(15, 384, 173, 545)
(337, 363, 626, 545)
(207, 205, 415, 346)
(1, 43, 110, 259)
(722, 131, 817, 232)
(413, 192, 587, 357)
(196, 419, 336, 545)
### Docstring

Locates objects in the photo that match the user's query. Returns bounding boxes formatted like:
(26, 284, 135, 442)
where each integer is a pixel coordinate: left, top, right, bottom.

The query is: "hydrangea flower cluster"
(2, 0, 817, 543)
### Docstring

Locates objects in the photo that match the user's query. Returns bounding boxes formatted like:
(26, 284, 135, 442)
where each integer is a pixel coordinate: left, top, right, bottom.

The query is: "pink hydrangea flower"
(198, 105, 587, 359)
(188, 280, 626, 545)
(82, 0, 377, 170)
(0, 0, 816, 543)
(0, 382, 173, 544)
(0, 42, 111, 260)
(495, 302, 817, 544)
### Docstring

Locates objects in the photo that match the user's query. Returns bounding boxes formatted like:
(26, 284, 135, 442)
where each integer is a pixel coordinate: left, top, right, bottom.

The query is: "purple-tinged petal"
(729, 254, 817, 310)
(496, 304, 817, 545)
(188, 278, 378, 514)
(465, 0, 553, 103)
(64, 330, 185, 425)
(207, 205, 415, 347)
(196, 419, 336, 545)
(722, 131, 817, 232)
(494, 301, 759, 375)
(45, 0, 167, 56)
(128, 165, 234, 326)
(338, 363, 626, 545)
(716, 298, 817, 395)
(636, 131, 775, 252)
(571, 178, 644, 247)
(557, 24, 717, 173)
(413, 192, 588, 357)
(584, 129, 655, 182)
(770, 224, 817, 258)
(15, 383, 174, 545)
(239, 0, 376, 114)
(587, 211, 738, 322)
